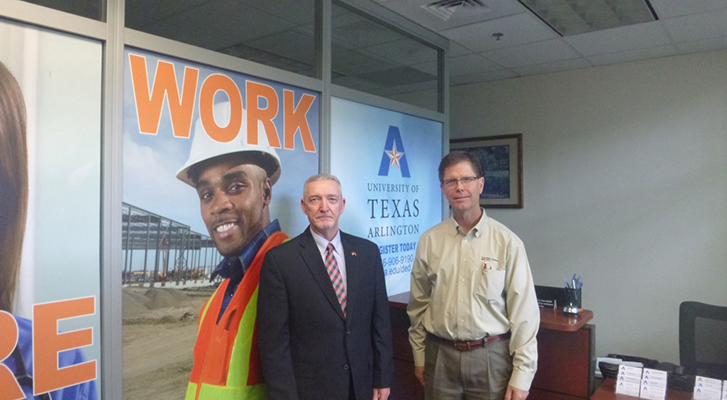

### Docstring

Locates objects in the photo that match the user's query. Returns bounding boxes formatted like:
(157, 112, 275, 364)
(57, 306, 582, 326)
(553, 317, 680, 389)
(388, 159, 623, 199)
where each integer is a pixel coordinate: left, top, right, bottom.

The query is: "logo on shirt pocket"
(481, 256, 501, 271)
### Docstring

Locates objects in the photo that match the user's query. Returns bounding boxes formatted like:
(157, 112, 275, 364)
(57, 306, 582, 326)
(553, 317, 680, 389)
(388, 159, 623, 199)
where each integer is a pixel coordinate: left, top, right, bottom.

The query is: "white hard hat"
(176, 101, 281, 187)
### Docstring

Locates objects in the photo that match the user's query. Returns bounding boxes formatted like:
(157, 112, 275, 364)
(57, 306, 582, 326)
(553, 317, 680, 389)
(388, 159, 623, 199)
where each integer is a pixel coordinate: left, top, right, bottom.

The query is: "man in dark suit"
(258, 174, 393, 400)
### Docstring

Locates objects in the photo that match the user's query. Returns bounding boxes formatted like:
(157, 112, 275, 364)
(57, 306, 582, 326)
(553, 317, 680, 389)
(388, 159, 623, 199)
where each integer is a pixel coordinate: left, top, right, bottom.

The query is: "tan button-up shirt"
(407, 209, 540, 390)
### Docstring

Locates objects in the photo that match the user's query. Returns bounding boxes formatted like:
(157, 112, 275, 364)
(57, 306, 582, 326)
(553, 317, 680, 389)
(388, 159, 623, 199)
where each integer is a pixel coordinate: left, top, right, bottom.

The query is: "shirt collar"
(210, 219, 281, 281)
(452, 208, 488, 238)
(310, 226, 343, 256)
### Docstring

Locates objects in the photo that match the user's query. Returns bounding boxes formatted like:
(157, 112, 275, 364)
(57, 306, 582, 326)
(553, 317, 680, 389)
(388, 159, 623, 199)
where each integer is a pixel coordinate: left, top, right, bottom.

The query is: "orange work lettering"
(283, 90, 316, 152)
(129, 54, 199, 138)
(199, 74, 243, 143)
(246, 81, 281, 148)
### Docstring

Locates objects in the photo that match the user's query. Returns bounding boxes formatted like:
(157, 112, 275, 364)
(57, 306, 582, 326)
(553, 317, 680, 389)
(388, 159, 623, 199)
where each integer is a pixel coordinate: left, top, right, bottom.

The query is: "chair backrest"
(679, 301, 727, 379)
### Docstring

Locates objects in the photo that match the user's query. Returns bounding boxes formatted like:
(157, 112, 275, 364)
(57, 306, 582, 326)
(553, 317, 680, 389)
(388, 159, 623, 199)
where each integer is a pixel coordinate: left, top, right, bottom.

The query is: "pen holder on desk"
(563, 287, 581, 316)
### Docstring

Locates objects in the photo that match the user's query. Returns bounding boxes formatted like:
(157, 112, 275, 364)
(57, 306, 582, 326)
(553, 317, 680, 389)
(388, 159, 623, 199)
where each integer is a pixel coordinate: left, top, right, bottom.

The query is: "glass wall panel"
(331, 2, 440, 111)
(125, 0, 318, 78)
(20, 0, 105, 21)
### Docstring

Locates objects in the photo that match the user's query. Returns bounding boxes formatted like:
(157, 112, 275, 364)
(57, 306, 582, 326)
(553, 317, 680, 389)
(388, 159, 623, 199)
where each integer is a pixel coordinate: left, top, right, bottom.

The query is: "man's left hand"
(373, 387, 390, 400)
(504, 385, 528, 400)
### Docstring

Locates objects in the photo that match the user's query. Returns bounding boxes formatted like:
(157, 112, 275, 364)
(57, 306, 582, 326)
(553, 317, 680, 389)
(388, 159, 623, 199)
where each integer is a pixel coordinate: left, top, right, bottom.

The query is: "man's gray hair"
(303, 174, 341, 197)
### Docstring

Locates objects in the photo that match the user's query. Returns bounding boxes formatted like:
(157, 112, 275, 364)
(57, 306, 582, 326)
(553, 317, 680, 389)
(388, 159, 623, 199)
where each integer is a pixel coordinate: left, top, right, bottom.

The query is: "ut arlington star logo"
(378, 126, 411, 178)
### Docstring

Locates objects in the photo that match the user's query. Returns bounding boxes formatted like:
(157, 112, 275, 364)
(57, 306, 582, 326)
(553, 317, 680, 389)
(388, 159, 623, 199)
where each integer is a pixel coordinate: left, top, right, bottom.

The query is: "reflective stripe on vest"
(186, 232, 289, 400)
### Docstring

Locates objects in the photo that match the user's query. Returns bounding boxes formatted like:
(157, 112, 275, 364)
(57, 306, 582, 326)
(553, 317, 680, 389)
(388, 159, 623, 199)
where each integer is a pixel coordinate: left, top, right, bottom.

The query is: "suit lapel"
(299, 229, 346, 321)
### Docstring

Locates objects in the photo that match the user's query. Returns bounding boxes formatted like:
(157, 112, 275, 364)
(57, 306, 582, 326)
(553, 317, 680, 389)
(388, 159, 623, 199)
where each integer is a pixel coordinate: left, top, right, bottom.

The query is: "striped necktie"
(325, 243, 346, 316)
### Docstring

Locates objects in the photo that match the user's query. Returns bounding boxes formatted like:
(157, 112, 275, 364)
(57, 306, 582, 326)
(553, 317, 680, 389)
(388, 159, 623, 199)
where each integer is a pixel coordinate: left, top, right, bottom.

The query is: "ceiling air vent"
(421, 0, 490, 21)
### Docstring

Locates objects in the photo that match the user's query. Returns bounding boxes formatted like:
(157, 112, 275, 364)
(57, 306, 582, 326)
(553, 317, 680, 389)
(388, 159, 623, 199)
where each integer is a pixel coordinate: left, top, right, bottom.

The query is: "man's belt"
(432, 331, 511, 351)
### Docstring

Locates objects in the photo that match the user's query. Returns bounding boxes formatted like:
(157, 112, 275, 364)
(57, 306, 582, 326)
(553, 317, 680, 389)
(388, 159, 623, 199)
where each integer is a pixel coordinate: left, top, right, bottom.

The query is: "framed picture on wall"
(450, 134, 523, 209)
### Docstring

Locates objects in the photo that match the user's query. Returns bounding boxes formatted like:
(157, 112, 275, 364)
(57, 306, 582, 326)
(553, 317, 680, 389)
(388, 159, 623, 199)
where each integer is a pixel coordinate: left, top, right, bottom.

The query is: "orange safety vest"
(186, 231, 288, 400)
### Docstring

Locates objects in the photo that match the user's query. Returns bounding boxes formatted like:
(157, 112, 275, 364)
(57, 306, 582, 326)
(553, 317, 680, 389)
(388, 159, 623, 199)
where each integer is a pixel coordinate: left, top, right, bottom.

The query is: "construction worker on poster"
(178, 101, 289, 400)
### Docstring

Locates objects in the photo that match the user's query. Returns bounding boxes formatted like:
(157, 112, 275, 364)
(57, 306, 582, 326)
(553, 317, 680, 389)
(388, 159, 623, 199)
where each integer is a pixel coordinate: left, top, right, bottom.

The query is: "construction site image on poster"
(121, 48, 320, 398)
(330, 97, 443, 297)
(0, 21, 102, 400)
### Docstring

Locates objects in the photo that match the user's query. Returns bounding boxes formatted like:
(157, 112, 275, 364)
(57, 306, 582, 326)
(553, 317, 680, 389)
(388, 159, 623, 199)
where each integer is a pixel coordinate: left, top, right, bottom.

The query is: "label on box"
(693, 376, 723, 400)
(639, 368, 667, 399)
(616, 365, 643, 397)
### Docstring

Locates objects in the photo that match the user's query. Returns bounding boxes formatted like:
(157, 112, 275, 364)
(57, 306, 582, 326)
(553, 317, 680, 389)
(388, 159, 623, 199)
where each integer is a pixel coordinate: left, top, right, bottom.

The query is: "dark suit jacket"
(257, 228, 393, 400)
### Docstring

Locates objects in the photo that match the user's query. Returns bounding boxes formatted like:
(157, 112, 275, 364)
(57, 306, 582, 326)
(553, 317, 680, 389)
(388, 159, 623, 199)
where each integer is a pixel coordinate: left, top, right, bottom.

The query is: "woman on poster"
(0, 60, 97, 400)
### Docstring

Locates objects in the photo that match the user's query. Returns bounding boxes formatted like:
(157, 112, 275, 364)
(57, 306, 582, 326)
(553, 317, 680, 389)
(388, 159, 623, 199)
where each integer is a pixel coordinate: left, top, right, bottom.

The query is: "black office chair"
(679, 301, 727, 380)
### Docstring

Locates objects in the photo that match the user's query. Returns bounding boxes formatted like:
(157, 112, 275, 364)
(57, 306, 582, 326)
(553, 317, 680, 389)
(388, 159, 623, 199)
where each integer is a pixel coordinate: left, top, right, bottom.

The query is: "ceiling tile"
(440, 13, 558, 53)
(676, 36, 727, 54)
(125, 11, 156, 29)
(449, 53, 503, 76)
(142, 20, 235, 49)
(244, 30, 316, 66)
(563, 21, 672, 56)
(587, 44, 677, 66)
(512, 58, 592, 77)
(365, 38, 439, 65)
(649, 0, 727, 18)
(410, 60, 438, 76)
(482, 38, 581, 68)
(662, 8, 727, 43)
(124, 0, 208, 24)
(156, 0, 295, 44)
(332, 47, 395, 76)
(448, 41, 472, 57)
(241, 0, 315, 24)
(450, 69, 519, 86)
(331, 13, 404, 49)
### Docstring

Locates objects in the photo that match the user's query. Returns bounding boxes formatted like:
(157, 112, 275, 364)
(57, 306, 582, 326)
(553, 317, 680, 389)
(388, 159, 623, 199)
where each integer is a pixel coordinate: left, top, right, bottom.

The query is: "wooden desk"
(388, 294, 596, 400)
(539, 308, 593, 331)
(388, 293, 423, 400)
(591, 379, 692, 400)
(528, 308, 595, 400)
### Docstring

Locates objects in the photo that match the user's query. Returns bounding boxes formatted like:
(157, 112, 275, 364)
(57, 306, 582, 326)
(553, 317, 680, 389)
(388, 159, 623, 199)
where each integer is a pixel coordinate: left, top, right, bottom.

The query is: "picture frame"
(450, 134, 523, 209)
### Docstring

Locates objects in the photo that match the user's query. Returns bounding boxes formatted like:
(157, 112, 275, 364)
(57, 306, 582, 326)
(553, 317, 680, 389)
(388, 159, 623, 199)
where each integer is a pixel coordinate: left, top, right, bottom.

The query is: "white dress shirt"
(310, 227, 347, 292)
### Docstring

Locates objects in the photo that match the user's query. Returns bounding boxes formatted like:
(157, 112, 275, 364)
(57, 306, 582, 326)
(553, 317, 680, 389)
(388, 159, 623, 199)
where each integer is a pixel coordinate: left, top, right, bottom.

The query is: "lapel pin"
(351, 252, 357, 256)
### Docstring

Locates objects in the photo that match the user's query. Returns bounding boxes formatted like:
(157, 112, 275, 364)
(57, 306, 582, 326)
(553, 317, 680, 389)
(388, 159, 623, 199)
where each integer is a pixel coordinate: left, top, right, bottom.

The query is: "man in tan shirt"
(407, 151, 539, 400)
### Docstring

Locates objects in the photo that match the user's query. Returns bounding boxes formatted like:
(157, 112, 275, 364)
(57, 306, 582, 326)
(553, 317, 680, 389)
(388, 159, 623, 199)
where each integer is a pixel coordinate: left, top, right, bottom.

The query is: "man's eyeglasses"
(442, 176, 479, 189)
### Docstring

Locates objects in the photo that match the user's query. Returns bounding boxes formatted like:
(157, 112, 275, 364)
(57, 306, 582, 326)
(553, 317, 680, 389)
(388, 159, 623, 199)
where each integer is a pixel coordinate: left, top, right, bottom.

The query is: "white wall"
(447, 50, 727, 363)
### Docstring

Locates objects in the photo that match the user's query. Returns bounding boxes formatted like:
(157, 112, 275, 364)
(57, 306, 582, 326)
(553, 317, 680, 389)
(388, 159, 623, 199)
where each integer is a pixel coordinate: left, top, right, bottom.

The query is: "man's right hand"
(414, 366, 425, 386)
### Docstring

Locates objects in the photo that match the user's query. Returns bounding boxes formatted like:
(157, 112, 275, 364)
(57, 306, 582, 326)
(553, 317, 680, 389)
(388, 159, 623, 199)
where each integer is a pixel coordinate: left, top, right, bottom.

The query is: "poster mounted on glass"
(450, 134, 523, 209)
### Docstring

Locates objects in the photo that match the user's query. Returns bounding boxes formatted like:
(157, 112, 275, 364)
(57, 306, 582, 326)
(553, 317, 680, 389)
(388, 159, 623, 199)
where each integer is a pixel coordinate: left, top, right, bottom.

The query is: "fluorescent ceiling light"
(517, 0, 657, 36)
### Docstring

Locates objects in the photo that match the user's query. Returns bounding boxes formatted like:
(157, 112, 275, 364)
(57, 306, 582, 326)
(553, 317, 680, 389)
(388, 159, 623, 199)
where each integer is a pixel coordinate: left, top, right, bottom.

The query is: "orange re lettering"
(33, 297, 97, 395)
(0, 311, 24, 399)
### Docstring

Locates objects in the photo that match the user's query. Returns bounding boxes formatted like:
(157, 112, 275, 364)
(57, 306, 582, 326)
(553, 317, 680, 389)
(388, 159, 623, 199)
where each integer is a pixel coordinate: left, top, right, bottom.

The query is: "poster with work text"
(121, 48, 319, 398)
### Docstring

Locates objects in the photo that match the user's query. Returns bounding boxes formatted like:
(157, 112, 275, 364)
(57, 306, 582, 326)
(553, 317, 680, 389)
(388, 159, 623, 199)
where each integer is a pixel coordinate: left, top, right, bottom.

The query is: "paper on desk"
(640, 369, 667, 400)
(616, 365, 643, 397)
(693, 376, 723, 400)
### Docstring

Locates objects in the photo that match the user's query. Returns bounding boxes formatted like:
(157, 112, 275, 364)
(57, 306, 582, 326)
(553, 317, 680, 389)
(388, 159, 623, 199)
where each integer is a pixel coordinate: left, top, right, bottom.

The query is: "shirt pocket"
(474, 263, 505, 301)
